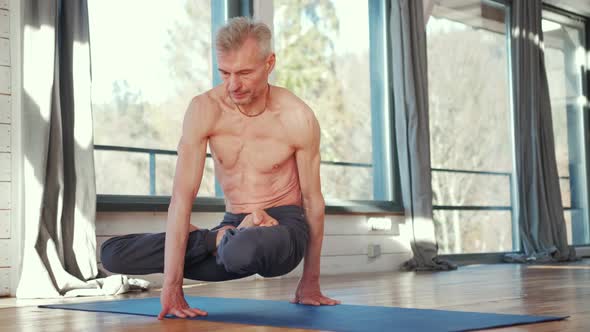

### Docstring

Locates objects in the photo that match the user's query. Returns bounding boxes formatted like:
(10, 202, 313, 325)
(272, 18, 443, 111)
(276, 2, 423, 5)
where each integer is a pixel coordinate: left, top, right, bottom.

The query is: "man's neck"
(235, 84, 270, 116)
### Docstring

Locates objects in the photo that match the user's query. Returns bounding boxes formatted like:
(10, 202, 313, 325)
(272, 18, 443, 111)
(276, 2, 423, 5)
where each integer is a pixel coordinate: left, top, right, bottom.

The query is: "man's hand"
(158, 284, 208, 320)
(290, 278, 340, 306)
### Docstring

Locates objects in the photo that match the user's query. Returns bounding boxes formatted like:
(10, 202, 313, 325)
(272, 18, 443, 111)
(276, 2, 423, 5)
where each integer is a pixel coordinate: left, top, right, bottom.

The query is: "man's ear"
(266, 53, 276, 73)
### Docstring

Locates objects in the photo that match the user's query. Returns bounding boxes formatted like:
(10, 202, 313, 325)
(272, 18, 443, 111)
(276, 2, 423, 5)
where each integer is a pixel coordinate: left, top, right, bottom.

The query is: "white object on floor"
(64, 275, 150, 297)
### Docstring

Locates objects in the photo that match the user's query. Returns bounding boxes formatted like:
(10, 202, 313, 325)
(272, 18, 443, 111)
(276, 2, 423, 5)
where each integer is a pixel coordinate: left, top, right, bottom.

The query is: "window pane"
(544, 13, 589, 245)
(564, 210, 573, 245)
(320, 164, 372, 200)
(432, 171, 512, 207)
(427, 1, 515, 253)
(95, 151, 150, 195)
(434, 210, 513, 254)
(89, 0, 213, 196)
(559, 178, 571, 208)
(155, 155, 216, 197)
(273, 0, 378, 201)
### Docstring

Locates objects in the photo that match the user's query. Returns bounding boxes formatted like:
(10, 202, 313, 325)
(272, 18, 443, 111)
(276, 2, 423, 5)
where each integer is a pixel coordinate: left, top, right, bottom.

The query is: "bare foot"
(215, 226, 236, 248)
(237, 210, 279, 229)
(212, 211, 278, 254)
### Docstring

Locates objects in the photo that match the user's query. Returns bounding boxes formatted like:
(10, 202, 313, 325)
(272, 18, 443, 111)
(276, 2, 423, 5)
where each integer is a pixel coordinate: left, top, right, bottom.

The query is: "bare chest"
(208, 113, 295, 173)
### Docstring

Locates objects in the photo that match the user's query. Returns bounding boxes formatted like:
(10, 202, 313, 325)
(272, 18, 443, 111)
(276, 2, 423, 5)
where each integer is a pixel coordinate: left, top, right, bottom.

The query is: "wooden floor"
(1, 260, 589, 331)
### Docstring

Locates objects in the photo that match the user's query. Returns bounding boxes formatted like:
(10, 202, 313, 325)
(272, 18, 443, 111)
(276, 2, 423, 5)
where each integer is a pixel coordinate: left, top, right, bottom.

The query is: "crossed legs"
(100, 206, 309, 282)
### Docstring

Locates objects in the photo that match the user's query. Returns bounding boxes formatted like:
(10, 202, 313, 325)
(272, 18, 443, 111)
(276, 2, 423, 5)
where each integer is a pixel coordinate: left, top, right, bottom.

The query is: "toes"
(252, 210, 263, 225)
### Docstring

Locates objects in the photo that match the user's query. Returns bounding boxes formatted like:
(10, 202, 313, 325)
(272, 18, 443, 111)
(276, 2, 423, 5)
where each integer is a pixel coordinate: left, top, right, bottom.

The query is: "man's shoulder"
(273, 87, 319, 147)
(183, 88, 225, 132)
(190, 86, 224, 109)
(273, 86, 315, 121)
(273, 86, 307, 109)
(185, 87, 227, 121)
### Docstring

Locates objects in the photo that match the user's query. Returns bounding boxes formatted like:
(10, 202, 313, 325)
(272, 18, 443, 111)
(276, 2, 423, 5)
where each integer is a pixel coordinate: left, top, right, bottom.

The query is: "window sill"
(96, 194, 404, 215)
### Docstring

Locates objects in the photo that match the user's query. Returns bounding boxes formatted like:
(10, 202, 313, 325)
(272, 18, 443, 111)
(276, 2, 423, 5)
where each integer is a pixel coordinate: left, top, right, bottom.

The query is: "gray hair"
(215, 17, 272, 58)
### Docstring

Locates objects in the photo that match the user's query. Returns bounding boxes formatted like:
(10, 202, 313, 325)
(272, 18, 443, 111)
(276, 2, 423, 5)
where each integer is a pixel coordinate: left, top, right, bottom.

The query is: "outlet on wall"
(367, 244, 381, 258)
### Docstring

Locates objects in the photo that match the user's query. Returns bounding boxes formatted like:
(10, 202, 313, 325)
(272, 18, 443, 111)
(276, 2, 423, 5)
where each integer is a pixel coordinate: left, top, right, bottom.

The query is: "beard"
(230, 91, 253, 105)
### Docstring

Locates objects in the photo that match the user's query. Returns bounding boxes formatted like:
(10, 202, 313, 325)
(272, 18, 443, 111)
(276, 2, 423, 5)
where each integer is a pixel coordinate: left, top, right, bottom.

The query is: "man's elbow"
(302, 192, 325, 209)
(169, 189, 195, 211)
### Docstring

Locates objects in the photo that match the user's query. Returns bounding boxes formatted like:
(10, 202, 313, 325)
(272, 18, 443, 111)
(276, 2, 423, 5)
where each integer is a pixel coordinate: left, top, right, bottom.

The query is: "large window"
(273, 0, 394, 202)
(543, 11, 589, 246)
(427, 0, 515, 254)
(91, 0, 396, 211)
(89, 0, 215, 197)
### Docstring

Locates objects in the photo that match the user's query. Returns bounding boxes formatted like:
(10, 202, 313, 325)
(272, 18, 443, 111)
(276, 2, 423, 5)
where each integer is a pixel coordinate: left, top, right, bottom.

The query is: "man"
(101, 17, 340, 319)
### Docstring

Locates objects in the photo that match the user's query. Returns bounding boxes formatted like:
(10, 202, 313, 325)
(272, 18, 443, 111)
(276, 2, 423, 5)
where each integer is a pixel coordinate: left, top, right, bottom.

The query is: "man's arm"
(158, 96, 215, 319)
(291, 106, 340, 306)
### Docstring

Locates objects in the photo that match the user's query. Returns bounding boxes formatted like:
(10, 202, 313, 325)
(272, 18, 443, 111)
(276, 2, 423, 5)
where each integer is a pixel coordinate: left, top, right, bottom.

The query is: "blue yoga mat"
(39, 296, 566, 332)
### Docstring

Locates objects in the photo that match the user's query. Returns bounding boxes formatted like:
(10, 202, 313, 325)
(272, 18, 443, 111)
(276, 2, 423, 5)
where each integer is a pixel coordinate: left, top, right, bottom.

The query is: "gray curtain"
(390, 0, 456, 271)
(505, 0, 577, 263)
(18, 0, 147, 298)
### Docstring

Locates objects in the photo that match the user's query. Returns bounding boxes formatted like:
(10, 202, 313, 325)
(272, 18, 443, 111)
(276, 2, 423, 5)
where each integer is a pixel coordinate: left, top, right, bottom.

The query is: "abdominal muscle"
(216, 158, 303, 214)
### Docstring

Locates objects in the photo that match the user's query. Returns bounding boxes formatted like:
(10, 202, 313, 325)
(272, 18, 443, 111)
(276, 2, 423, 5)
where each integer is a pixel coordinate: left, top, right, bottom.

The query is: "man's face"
(217, 38, 275, 105)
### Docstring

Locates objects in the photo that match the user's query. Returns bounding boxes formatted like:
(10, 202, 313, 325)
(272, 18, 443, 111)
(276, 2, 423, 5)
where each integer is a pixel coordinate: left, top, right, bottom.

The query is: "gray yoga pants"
(100, 205, 309, 281)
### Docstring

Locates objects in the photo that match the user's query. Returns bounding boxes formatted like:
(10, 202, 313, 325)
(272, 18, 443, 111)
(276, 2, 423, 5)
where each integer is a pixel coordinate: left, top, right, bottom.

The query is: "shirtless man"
(100, 17, 340, 319)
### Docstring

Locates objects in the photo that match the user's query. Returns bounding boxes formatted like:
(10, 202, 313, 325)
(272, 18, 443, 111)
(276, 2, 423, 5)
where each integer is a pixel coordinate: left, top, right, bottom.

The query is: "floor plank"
(0, 260, 589, 331)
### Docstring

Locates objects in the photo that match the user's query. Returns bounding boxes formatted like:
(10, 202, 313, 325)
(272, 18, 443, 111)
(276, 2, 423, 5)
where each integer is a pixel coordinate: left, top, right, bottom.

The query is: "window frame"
(94, 0, 404, 215)
(543, 4, 590, 246)
(427, 0, 518, 255)
(432, 1, 590, 257)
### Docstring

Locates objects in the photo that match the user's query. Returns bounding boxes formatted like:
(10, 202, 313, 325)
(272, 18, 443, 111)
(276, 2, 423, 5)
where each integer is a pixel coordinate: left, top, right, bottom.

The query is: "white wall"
(96, 211, 412, 287)
(0, 0, 16, 297)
